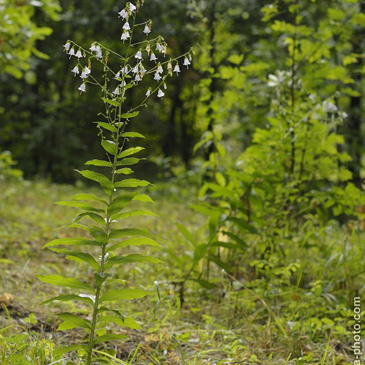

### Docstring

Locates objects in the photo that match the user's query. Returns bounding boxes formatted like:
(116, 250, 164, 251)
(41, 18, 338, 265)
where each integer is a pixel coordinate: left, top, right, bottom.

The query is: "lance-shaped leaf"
(118, 147, 144, 159)
(115, 168, 134, 175)
(117, 157, 143, 166)
(90, 226, 108, 244)
(56, 200, 104, 213)
(71, 194, 108, 205)
(57, 313, 91, 331)
(62, 250, 101, 271)
(41, 294, 94, 306)
(97, 315, 142, 329)
(101, 97, 119, 107)
(108, 228, 154, 240)
(95, 122, 118, 133)
(107, 238, 161, 252)
(101, 140, 118, 155)
(120, 111, 139, 119)
(100, 289, 151, 302)
(227, 217, 258, 234)
(76, 170, 114, 195)
(54, 345, 86, 357)
(114, 179, 150, 188)
(93, 334, 127, 345)
(37, 274, 94, 293)
(43, 238, 100, 249)
(112, 209, 158, 220)
(85, 159, 113, 167)
(133, 194, 155, 204)
(107, 193, 136, 217)
(121, 132, 145, 139)
(73, 212, 105, 226)
(105, 254, 162, 269)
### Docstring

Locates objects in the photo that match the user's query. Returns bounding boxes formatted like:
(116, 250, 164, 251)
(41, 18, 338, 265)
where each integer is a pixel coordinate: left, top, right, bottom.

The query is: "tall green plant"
(37, 1, 193, 363)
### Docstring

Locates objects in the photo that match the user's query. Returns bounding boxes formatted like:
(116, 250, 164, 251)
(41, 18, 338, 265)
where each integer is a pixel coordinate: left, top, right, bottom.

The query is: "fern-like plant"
(37, 1, 192, 363)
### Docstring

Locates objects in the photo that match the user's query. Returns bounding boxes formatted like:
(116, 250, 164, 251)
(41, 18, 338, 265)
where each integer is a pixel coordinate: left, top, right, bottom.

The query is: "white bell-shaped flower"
(114, 71, 120, 80)
(135, 51, 143, 60)
(90, 44, 96, 52)
(143, 24, 151, 35)
(69, 48, 75, 58)
(157, 64, 163, 73)
(71, 66, 79, 76)
(129, 2, 136, 12)
(122, 66, 129, 74)
(78, 83, 86, 94)
(113, 87, 120, 96)
(146, 89, 151, 97)
(96, 50, 102, 59)
(80, 71, 88, 80)
(183, 57, 191, 68)
(75, 50, 83, 59)
(154, 71, 162, 81)
(63, 42, 71, 52)
(121, 30, 130, 42)
(156, 43, 163, 52)
(132, 65, 139, 74)
(174, 64, 181, 74)
(123, 22, 131, 31)
(157, 89, 165, 98)
(118, 9, 128, 19)
(135, 73, 141, 82)
(84, 67, 91, 75)
(150, 52, 157, 62)
(95, 45, 101, 53)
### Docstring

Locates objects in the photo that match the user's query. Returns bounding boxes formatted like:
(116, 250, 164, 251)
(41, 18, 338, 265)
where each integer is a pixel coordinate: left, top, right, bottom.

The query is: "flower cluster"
(63, 1, 194, 102)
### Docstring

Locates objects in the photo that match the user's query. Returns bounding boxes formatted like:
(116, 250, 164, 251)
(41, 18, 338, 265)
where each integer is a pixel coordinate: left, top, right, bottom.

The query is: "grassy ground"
(0, 179, 364, 364)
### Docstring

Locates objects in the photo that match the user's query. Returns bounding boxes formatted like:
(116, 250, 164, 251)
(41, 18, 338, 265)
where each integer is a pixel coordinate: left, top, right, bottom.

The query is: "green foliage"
(0, 150, 23, 181)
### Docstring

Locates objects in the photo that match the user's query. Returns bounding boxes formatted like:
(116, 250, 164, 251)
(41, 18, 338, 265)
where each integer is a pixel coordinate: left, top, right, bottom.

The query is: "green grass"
(0, 179, 364, 364)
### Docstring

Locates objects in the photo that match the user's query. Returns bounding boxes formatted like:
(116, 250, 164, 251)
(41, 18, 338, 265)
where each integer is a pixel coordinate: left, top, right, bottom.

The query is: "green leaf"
(76, 170, 114, 195)
(95, 122, 118, 133)
(41, 294, 94, 306)
(228, 217, 258, 234)
(43, 238, 100, 249)
(57, 313, 91, 330)
(71, 194, 107, 205)
(120, 111, 140, 119)
(105, 254, 162, 269)
(73, 212, 106, 226)
(118, 147, 144, 159)
(56, 200, 104, 213)
(54, 345, 85, 356)
(101, 140, 118, 155)
(176, 223, 196, 245)
(37, 274, 94, 293)
(93, 334, 127, 345)
(117, 157, 142, 166)
(85, 159, 112, 167)
(64, 251, 101, 271)
(97, 315, 142, 329)
(133, 194, 155, 204)
(115, 168, 134, 175)
(101, 97, 119, 107)
(90, 226, 108, 245)
(112, 209, 158, 220)
(114, 179, 150, 188)
(190, 279, 216, 289)
(107, 237, 161, 252)
(100, 289, 151, 302)
(107, 194, 136, 217)
(108, 228, 155, 240)
(121, 132, 145, 139)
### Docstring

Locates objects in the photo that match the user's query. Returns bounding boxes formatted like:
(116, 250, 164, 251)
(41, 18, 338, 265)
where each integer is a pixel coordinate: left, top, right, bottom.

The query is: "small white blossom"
(63, 42, 71, 52)
(121, 30, 130, 42)
(78, 83, 86, 94)
(132, 65, 139, 74)
(157, 64, 163, 73)
(113, 87, 120, 96)
(95, 45, 101, 53)
(89, 44, 97, 52)
(188, 54, 192, 61)
(163, 83, 167, 90)
(75, 50, 83, 59)
(120, 80, 126, 87)
(146, 88, 151, 97)
(157, 89, 165, 98)
(154, 71, 162, 81)
(121, 66, 129, 74)
(135, 73, 141, 82)
(96, 50, 102, 59)
(114, 71, 121, 79)
(129, 2, 136, 12)
(150, 52, 157, 62)
(183, 57, 191, 68)
(84, 67, 91, 75)
(341, 112, 348, 118)
(143, 24, 151, 35)
(323, 100, 337, 113)
(80, 71, 88, 80)
(118, 9, 128, 19)
(135, 50, 143, 60)
(71, 66, 79, 76)
(156, 43, 163, 52)
(174, 63, 181, 74)
(123, 22, 131, 31)
(69, 48, 75, 58)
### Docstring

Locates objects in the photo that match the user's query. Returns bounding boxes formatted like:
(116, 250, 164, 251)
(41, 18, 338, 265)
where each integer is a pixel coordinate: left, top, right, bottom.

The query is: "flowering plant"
(37, 1, 193, 363)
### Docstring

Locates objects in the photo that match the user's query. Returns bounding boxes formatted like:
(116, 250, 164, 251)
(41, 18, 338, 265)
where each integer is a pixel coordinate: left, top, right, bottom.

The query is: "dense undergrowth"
(0, 179, 364, 364)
